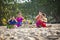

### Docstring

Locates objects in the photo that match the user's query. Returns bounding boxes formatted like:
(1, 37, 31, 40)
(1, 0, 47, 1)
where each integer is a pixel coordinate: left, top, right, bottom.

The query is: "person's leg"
(20, 22, 22, 26)
(37, 20, 47, 28)
(36, 23, 39, 27)
(16, 22, 20, 27)
(36, 20, 42, 28)
(42, 22, 46, 28)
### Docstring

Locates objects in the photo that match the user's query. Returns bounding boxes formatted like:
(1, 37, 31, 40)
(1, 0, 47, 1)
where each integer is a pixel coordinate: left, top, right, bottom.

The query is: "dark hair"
(38, 10, 46, 17)
(17, 11, 22, 15)
(42, 13, 46, 17)
(39, 10, 44, 13)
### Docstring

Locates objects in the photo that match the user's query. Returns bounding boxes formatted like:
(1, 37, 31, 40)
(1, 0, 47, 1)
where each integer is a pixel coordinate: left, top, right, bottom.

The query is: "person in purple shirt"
(16, 12, 24, 27)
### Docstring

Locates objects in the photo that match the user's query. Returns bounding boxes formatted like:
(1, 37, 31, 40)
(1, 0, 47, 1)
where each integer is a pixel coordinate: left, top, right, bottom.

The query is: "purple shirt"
(16, 17, 23, 22)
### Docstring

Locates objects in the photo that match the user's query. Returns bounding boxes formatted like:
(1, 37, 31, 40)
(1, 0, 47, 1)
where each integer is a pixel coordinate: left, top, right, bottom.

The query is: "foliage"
(7, 25, 14, 29)
(0, 0, 60, 25)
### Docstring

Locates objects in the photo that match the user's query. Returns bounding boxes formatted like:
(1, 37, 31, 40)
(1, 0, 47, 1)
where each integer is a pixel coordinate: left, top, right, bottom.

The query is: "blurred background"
(0, 0, 60, 25)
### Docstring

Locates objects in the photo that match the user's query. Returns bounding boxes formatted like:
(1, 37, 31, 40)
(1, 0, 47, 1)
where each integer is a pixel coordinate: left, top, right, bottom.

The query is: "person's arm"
(35, 15, 39, 20)
(14, 19, 17, 22)
(21, 16, 24, 20)
(42, 17, 47, 22)
(8, 18, 12, 24)
(8, 18, 11, 22)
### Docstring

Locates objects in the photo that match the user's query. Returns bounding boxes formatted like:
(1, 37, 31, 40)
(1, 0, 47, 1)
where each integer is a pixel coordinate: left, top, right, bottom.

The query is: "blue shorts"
(9, 20, 17, 25)
(17, 22, 22, 26)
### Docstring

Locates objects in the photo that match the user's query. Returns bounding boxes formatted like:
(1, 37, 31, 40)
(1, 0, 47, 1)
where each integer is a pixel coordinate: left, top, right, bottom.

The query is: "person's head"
(42, 13, 46, 17)
(38, 10, 46, 17)
(17, 11, 22, 17)
(12, 16, 15, 20)
(18, 12, 22, 15)
(38, 11, 43, 16)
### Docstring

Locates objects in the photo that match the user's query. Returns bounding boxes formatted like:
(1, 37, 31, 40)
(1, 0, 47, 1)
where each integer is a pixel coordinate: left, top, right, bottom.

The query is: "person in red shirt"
(35, 11, 47, 28)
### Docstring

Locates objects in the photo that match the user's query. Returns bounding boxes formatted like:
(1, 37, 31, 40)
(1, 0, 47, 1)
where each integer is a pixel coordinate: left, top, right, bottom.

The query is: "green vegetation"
(0, 0, 60, 25)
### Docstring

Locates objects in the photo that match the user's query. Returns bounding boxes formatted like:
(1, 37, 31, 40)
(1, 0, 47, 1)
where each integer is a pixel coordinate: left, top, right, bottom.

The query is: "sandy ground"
(0, 24, 60, 40)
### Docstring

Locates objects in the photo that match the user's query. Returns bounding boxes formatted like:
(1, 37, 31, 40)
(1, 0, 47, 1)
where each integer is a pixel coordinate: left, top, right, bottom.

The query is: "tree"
(0, 0, 60, 25)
